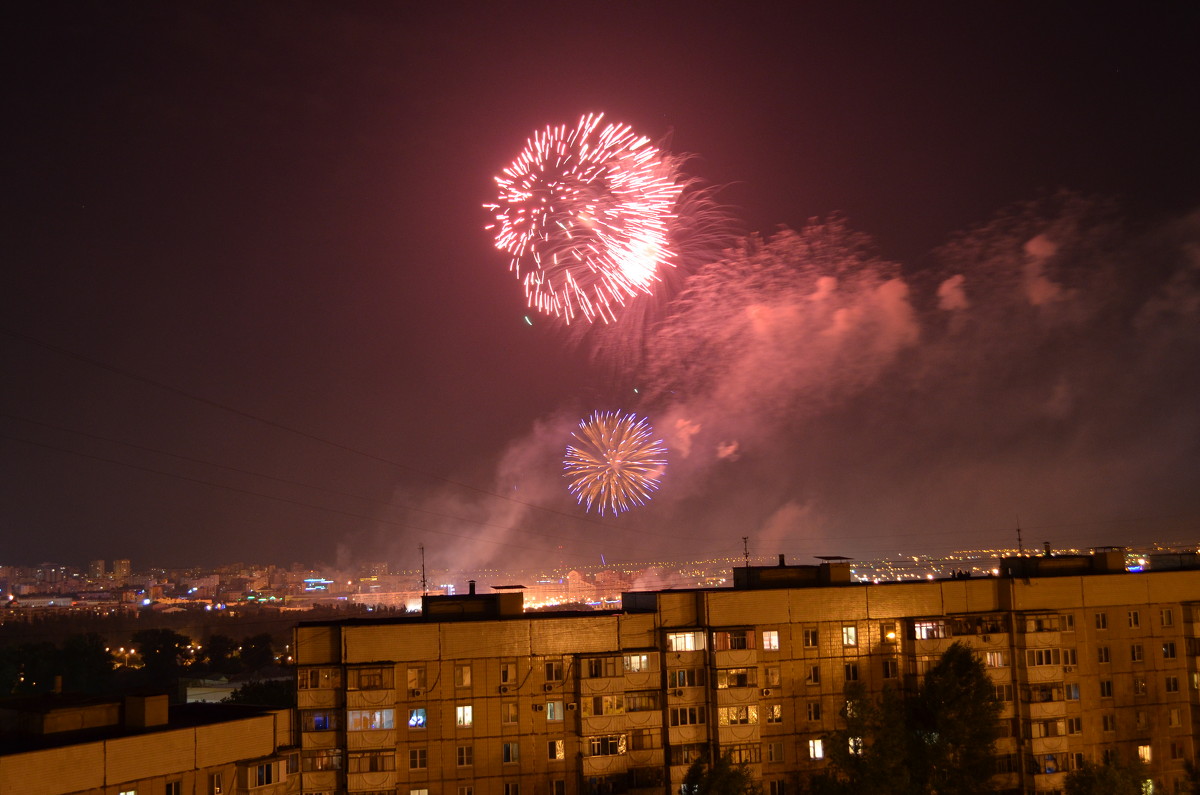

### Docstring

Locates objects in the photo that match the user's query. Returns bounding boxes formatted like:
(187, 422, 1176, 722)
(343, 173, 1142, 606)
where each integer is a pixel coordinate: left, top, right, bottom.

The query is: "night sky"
(4, 3, 1199, 571)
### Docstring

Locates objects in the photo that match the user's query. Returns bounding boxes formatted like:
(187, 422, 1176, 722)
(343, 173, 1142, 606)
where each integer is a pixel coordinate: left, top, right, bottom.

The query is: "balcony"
(346, 689, 395, 709)
(347, 729, 397, 749)
(297, 689, 339, 710)
(583, 753, 629, 777)
(346, 771, 397, 792)
(715, 688, 760, 706)
(713, 649, 757, 668)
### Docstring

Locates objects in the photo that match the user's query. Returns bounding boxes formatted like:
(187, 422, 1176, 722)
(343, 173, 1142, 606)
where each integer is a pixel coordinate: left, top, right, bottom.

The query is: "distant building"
(0, 693, 296, 795)
(88, 560, 106, 580)
(294, 551, 1200, 795)
(112, 559, 132, 582)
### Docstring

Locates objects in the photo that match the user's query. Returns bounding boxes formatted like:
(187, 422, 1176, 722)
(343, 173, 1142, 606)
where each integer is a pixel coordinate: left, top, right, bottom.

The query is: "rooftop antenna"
(419, 543, 427, 596)
(1016, 516, 1025, 557)
(742, 536, 750, 568)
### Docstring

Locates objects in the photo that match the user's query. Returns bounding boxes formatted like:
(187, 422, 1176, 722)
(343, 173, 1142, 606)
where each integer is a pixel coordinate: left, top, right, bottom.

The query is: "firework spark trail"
(564, 411, 667, 515)
(485, 113, 684, 324)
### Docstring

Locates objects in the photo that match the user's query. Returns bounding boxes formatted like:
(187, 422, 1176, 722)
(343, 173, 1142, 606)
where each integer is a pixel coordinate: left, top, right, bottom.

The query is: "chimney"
(468, 580, 476, 595)
(778, 554, 786, 566)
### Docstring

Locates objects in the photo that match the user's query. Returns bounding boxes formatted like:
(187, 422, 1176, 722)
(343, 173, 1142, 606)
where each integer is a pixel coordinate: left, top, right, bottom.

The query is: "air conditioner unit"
(672, 689, 684, 697)
(410, 688, 424, 697)
(566, 702, 577, 711)
(533, 703, 545, 712)
(499, 685, 510, 694)
(1063, 665, 1074, 673)
(761, 688, 772, 697)
(543, 683, 554, 692)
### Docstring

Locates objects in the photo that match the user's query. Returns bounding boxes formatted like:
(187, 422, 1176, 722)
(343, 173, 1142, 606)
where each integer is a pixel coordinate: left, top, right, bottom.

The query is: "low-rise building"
(0, 693, 298, 795)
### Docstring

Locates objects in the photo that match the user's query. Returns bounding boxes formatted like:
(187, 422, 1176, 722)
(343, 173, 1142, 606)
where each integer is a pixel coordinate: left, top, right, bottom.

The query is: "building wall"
(294, 570, 1200, 795)
(0, 710, 295, 795)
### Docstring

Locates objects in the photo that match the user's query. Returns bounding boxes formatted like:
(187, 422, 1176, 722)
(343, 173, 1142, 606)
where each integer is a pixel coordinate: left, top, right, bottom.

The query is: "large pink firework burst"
(485, 113, 684, 324)
(564, 411, 667, 515)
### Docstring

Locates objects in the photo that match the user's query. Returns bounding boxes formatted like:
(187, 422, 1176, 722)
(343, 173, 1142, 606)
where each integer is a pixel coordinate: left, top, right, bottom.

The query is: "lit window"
(808, 739, 824, 759)
(848, 737, 864, 756)
(762, 630, 780, 650)
(766, 703, 782, 723)
(1138, 744, 1152, 763)
(408, 708, 427, 728)
(624, 653, 651, 672)
(347, 709, 394, 731)
(587, 735, 627, 757)
(547, 701, 563, 721)
(842, 625, 857, 646)
(666, 631, 704, 651)
(548, 739, 564, 760)
(984, 651, 1008, 668)
(456, 705, 473, 727)
(717, 705, 758, 725)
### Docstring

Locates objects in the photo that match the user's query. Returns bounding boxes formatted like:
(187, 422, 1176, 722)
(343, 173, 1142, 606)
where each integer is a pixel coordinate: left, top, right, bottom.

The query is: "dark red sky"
(3, 3, 1198, 570)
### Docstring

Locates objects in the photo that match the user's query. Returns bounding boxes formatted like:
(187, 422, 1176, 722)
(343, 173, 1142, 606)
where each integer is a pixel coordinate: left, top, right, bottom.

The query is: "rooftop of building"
(0, 692, 283, 756)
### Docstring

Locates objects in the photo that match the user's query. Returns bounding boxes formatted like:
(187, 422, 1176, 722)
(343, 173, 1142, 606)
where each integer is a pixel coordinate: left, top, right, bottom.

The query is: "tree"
(683, 752, 762, 795)
(239, 633, 276, 670)
(224, 678, 294, 708)
(59, 633, 114, 694)
(202, 634, 239, 674)
(131, 628, 191, 686)
(806, 642, 1001, 794)
(1064, 759, 1149, 795)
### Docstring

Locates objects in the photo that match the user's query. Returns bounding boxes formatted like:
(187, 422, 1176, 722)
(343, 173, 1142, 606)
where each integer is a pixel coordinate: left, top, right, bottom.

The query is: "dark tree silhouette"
(683, 751, 762, 795)
(239, 633, 276, 670)
(1064, 759, 1150, 795)
(806, 642, 1001, 794)
(224, 678, 294, 708)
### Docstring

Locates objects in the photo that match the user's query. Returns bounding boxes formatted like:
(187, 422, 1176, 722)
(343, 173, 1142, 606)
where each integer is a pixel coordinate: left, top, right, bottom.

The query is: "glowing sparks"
(564, 411, 667, 515)
(485, 113, 683, 324)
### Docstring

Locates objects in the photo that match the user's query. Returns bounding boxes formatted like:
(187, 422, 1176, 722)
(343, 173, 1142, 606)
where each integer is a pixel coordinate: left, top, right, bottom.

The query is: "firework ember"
(486, 113, 683, 324)
(564, 410, 667, 515)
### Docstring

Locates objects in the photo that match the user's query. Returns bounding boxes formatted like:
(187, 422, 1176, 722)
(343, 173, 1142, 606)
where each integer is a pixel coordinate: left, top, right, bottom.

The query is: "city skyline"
(4, 4, 1198, 570)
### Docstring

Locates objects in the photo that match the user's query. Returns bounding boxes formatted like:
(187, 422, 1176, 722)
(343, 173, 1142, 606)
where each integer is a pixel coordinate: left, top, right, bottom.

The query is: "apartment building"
(0, 693, 297, 795)
(294, 551, 1200, 795)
